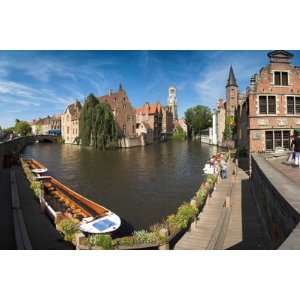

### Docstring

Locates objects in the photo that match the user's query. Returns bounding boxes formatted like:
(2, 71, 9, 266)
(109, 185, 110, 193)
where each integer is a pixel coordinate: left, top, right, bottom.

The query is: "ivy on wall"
(223, 115, 236, 141)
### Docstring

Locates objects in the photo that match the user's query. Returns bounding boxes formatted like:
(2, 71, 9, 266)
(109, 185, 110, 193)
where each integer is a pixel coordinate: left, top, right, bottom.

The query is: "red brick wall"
(248, 60, 300, 152)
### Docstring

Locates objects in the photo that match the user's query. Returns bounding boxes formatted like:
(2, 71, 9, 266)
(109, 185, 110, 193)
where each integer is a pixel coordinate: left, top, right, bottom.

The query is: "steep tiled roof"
(136, 102, 162, 115)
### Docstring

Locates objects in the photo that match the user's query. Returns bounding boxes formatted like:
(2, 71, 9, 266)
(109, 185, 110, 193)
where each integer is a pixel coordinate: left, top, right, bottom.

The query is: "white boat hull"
(79, 213, 121, 234)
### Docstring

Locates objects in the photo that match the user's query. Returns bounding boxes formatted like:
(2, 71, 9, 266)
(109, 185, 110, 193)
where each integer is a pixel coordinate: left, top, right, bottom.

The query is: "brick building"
(136, 102, 162, 140)
(215, 99, 226, 146)
(98, 85, 136, 138)
(239, 50, 300, 153)
(31, 114, 61, 135)
(161, 105, 173, 137)
(61, 100, 82, 144)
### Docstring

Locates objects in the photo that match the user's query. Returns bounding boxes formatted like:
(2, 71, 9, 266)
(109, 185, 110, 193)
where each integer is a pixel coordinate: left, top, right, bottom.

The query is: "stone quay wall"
(251, 154, 300, 249)
(0, 135, 59, 169)
(0, 137, 31, 170)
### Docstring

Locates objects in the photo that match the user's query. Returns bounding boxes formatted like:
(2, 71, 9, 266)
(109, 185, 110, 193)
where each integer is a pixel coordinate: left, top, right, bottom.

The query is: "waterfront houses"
(136, 102, 162, 141)
(98, 85, 136, 138)
(32, 84, 179, 146)
(31, 114, 61, 135)
(161, 105, 174, 137)
(61, 100, 81, 144)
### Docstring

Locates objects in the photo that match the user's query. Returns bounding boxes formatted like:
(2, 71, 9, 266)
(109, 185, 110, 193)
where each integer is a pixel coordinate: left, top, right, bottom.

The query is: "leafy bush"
(88, 234, 113, 250)
(166, 203, 198, 234)
(196, 187, 208, 205)
(30, 180, 43, 198)
(133, 230, 160, 245)
(149, 222, 167, 233)
(176, 203, 198, 228)
(115, 236, 135, 247)
(56, 217, 80, 242)
(166, 214, 181, 234)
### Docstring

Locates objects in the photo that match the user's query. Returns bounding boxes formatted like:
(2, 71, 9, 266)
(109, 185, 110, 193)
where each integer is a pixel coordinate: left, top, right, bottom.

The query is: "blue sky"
(1, 50, 300, 128)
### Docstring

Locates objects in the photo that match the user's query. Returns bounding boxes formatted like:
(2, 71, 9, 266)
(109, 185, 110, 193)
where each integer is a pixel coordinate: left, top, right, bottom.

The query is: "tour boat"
(24, 159, 121, 234)
(32, 168, 48, 174)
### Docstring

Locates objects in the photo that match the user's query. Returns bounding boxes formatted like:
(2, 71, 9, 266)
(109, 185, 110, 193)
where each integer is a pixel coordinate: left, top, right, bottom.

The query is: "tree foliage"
(14, 119, 32, 136)
(184, 105, 212, 138)
(79, 94, 118, 149)
(172, 124, 186, 140)
(223, 116, 235, 141)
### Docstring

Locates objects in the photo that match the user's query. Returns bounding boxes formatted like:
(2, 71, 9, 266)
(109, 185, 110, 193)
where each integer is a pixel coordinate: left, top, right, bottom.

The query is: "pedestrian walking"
(291, 129, 300, 168)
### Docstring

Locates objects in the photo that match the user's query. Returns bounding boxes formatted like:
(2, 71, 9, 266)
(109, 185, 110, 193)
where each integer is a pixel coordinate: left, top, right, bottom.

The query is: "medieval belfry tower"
(226, 66, 239, 116)
(168, 85, 178, 121)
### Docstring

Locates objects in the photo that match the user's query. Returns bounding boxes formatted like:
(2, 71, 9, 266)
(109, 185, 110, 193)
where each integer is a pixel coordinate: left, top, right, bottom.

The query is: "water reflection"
(24, 140, 217, 230)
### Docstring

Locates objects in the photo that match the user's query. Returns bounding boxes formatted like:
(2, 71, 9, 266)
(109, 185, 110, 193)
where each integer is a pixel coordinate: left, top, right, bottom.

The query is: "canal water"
(23, 140, 217, 231)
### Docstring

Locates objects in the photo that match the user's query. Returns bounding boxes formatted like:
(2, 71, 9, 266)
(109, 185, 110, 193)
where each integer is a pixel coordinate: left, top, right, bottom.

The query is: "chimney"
(108, 89, 112, 96)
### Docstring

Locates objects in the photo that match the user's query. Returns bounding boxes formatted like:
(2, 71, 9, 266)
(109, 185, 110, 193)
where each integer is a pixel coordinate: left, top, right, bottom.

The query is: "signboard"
(252, 131, 262, 140)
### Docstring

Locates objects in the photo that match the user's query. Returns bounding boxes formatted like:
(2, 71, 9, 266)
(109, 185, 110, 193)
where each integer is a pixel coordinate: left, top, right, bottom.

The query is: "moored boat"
(23, 159, 121, 234)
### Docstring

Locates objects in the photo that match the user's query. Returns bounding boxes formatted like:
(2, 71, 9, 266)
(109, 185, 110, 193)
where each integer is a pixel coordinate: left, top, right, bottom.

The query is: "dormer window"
(274, 71, 288, 86)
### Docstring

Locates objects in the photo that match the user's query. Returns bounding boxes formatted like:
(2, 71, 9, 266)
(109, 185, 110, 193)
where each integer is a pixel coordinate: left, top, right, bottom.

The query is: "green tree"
(2, 127, 14, 136)
(173, 124, 186, 140)
(184, 105, 212, 138)
(79, 94, 117, 149)
(14, 120, 32, 136)
(36, 123, 42, 135)
(223, 115, 235, 141)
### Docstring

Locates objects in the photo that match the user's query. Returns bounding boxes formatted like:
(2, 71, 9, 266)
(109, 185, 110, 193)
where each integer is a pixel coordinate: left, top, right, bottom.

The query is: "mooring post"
(191, 217, 197, 231)
(158, 228, 169, 250)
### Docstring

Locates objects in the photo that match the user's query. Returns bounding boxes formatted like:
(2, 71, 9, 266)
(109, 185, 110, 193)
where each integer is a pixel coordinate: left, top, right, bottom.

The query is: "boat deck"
(24, 159, 115, 226)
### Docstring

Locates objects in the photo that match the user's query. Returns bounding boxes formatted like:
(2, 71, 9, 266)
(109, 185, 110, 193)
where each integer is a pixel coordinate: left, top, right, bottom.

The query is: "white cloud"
(193, 51, 267, 108)
(0, 80, 36, 97)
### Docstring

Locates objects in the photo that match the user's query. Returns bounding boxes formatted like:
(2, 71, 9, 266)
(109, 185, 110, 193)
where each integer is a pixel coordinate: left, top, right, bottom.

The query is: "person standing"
(291, 129, 300, 168)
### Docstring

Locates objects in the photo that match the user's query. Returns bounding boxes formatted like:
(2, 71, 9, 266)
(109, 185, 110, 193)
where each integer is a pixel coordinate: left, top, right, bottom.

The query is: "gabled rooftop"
(267, 50, 294, 64)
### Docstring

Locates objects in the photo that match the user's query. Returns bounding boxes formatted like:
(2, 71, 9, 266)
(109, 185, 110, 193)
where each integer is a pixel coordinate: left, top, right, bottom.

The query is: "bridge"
(0, 135, 59, 169)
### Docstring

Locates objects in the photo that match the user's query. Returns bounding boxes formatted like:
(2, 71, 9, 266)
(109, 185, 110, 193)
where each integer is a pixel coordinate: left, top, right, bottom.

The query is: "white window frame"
(286, 95, 300, 115)
(258, 95, 277, 115)
(265, 130, 291, 151)
(272, 70, 290, 86)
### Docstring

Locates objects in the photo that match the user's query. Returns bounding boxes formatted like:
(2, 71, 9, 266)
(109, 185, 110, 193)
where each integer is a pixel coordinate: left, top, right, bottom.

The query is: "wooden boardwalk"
(174, 164, 233, 250)
(174, 160, 269, 250)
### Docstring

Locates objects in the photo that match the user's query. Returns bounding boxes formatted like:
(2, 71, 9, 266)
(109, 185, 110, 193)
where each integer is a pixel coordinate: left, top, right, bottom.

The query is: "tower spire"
(226, 66, 238, 87)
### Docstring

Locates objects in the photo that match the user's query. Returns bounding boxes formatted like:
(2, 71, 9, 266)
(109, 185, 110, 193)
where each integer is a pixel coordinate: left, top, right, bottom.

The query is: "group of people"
(203, 153, 228, 179)
(288, 129, 300, 167)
